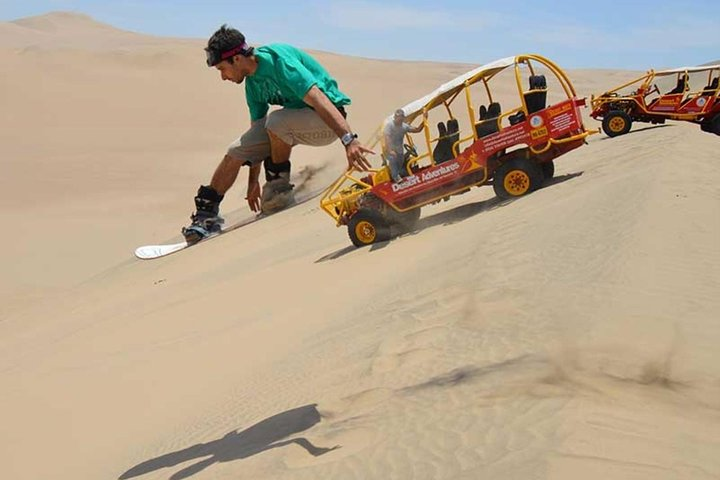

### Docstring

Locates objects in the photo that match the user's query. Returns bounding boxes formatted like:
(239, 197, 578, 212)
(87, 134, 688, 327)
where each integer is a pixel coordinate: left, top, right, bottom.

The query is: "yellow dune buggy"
(590, 64, 720, 137)
(321, 54, 596, 247)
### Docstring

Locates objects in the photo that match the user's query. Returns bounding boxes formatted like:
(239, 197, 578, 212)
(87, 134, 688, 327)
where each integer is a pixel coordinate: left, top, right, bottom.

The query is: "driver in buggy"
(383, 109, 425, 182)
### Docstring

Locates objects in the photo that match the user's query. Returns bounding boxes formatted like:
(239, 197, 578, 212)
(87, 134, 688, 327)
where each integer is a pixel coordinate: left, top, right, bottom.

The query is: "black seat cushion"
(433, 121, 454, 164)
(668, 74, 688, 95)
(529, 75, 547, 89)
(525, 75, 547, 113)
(703, 77, 719, 95)
(478, 104, 487, 120)
(475, 102, 501, 138)
(487, 102, 501, 118)
(509, 111, 526, 125)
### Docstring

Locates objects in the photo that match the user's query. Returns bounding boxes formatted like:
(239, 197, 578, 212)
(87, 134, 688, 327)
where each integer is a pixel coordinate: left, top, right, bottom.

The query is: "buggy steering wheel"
(403, 143, 418, 158)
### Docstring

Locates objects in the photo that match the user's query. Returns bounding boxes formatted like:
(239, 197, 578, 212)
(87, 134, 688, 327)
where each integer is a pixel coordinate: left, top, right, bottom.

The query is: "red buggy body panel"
(373, 98, 586, 210)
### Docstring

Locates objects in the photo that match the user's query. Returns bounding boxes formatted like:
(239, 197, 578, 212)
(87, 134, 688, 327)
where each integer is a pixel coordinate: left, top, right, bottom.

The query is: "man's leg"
(260, 108, 337, 213)
(210, 154, 244, 195)
(264, 114, 294, 185)
(183, 154, 243, 243)
(183, 122, 270, 240)
(263, 107, 337, 171)
(388, 153, 403, 182)
(259, 113, 294, 213)
(267, 129, 293, 165)
(264, 129, 294, 182)
(182, 183, 226, 243)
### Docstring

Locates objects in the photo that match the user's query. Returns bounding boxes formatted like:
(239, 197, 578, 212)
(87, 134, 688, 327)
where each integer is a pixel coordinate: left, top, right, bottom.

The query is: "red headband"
(221, 42, 249, 60)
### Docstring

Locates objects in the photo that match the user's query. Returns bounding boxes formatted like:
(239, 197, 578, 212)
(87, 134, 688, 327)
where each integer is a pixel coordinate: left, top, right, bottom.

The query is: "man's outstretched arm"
(409, 111, 427, 133)
(303, 86, 375, 171)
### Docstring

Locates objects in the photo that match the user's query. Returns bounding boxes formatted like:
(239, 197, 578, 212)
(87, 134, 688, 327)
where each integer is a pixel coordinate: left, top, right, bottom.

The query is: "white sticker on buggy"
(530, 115, 544, 128)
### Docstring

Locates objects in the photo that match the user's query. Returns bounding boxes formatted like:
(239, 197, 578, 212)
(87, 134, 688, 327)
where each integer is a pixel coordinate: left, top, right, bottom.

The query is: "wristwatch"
(341, 132, 358, 147)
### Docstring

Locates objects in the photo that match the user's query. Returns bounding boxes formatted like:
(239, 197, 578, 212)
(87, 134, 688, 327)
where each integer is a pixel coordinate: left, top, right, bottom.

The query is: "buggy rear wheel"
(493, 158, 543, 200)
(712, 115, 720, 135)
(602, 110, 632, 137)
(348, 208, 390, 247)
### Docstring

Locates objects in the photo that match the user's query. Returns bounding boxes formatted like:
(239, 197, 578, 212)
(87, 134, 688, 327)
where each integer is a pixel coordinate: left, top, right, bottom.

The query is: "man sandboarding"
(182, 25, 374, 244)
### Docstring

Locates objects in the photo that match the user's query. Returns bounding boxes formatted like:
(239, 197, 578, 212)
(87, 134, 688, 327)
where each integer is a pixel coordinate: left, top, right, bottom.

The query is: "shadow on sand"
(316, 172, 583, 263)
(119, 404, 338, 480)
(598, 123, 672, 140)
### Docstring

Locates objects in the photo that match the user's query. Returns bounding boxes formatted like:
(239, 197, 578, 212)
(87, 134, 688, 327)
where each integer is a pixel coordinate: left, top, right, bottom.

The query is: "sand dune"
(1, 12, 718, 480)
(0, 11, 196, 49)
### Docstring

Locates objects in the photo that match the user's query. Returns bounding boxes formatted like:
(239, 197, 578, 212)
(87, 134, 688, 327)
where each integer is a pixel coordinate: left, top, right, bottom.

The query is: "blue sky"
(1, 0, 718, 69)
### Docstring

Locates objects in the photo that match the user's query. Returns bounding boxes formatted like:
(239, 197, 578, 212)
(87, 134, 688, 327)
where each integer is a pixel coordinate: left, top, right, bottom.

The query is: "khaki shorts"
(227, 108, 338, 164)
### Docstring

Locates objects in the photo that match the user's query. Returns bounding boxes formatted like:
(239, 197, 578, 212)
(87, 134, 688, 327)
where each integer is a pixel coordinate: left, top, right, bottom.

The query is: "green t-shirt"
(245, 44, 351, 121)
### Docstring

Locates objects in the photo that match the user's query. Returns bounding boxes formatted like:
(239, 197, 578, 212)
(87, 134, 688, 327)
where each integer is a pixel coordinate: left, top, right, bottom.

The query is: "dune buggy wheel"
(540, 160, 555, 180)
(348, 208, 390, 247)
(493, 158, 543, 200)
(602, 110, 632, 137)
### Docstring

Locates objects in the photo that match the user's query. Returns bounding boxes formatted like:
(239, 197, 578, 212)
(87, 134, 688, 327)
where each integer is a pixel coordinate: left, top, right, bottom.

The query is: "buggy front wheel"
(347, 208, 391, 247)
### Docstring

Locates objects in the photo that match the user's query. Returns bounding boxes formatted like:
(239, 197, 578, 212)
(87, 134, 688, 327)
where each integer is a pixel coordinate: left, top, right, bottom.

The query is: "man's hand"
(345, 139, 375, 171)
(245, 180, 261, 212)
(410, 111, 427, 132)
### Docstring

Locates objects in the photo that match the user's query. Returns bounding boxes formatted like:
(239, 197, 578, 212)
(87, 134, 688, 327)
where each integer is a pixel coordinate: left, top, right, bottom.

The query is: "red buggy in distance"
(320, 54, 597, 247)
(590, 64, 720, 137)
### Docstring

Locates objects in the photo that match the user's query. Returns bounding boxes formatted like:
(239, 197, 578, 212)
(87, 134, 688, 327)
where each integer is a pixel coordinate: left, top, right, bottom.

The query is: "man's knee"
(223, 150, 244, 165)
(266, 127, 288, 146)
(227, 140, 270, 165)
(226, 120, 271, 163)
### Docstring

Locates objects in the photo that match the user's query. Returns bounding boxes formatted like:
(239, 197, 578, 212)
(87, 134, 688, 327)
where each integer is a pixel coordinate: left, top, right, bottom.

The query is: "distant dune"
(10, 11, 123, 32)
(0, 11, 196, 49)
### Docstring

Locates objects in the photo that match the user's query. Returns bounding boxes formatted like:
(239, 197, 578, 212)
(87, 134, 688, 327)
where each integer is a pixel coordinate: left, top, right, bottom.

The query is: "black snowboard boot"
(182, 185, 225, 244)
(261, 157, 295, 214)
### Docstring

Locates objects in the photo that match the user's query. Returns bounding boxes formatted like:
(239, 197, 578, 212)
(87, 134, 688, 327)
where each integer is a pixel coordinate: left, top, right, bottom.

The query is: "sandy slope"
(1, 12, 719, 480)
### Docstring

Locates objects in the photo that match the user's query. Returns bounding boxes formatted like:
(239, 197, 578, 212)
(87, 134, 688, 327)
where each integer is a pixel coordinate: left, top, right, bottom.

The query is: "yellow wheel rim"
(504, 170, 531, 196)
(608, 116, 627, 133)
(355, 220, 377, 244)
